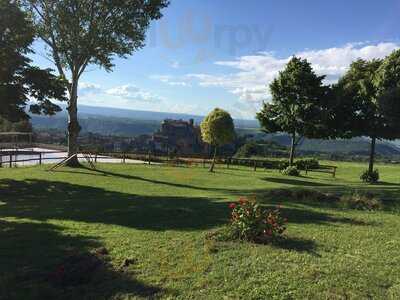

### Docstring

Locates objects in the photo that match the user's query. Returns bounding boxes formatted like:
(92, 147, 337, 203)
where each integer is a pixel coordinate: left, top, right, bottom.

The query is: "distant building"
(152, 119, 208, 155)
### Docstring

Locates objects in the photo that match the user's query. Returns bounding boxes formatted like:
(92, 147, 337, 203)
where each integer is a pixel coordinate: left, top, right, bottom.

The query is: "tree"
(337, 58, 396, 175)
(375, 49, 400, 133)
(0, 0, 66, 123)
(200, 108, 235, 172)
(256, 56, 329, 166)
(0, 116, 32, 132)
(23, 0, 169, 166)
(378, 87, 400, 128)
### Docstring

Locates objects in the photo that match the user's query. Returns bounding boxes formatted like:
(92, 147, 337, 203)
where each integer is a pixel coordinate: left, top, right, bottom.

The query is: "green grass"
(1, 162, 400, 299)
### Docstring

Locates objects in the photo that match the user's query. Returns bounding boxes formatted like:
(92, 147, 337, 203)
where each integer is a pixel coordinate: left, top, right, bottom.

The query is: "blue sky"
(31, 0, 400, 119)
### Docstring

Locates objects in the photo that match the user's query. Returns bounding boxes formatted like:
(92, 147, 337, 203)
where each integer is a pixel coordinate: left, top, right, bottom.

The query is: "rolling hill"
(30, 104, 400, 156)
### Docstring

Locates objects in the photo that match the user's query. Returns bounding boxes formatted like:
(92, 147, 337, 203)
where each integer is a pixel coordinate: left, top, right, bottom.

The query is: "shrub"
(282, 166, 300, 176)
(227, 197, 287, 242)
(339, 192, 382, 211)
(360, 169, 379, 183)
(295, 159, 319, 170)
(277, 160, 290, 170)
(267, 189, 340, 204)
(48, 249, 109, 287)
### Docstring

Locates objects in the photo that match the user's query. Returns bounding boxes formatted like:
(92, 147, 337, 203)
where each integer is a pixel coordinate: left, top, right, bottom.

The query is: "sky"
(31, 0, 400, 120)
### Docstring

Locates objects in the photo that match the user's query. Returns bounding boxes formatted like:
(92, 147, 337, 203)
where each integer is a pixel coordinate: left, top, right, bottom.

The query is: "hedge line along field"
(1, 162, 400, 299)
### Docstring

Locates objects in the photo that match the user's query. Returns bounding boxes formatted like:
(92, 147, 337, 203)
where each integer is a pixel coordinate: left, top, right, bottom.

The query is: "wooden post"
(9, 154, 12, 168)
(39, 153, 42, 165)
(95, 153, 97, 163)
(123, 153, 126, 164)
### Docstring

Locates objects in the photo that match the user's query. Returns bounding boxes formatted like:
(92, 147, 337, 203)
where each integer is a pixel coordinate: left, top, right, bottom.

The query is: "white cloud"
(150, 75, 190, 87)
(77, 82, 169, 112)
(105, 84, 164, 103)
(188, 42, 400, 105)
(79, 82, 102, 95)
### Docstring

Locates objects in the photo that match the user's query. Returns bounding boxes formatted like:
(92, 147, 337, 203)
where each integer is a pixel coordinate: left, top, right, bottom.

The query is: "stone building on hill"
(152, 119, 208, 155)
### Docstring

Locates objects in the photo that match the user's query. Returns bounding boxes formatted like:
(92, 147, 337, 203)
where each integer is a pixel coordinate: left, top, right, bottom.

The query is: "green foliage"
(295, 159, 319, 170)
(281, 166, 300, 176)
(375, 49, 400, 93)
(0, 0, 66, 122)
(22, 0, 169, 160)
(256, 56, 331, 164)
(225, 197, 287, 242)
(360, 169, 380, 183)
(0, 116, 32, 132)
(378, 86, 400, 127)
(200, 108, 235, 146)
(336, 57, 399, 175)
(267, 189, 340, 204)
(375, 49, 400, 135)
(256, 57, 330, 137)
(340, 192, 382, 211)
(23, 0, 170, 74)
(234, 141, 287, 158)
(336, 59, 390, 138)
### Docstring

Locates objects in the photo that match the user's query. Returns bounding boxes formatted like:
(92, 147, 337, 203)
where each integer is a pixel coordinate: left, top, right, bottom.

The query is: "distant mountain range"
(36, 104, 259, 128)
(269, 135, 400, 156)
(30, 104, 400, 156)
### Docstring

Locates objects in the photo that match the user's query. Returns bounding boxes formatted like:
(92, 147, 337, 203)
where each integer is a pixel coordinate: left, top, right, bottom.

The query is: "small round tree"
(201, 108, 235, 172)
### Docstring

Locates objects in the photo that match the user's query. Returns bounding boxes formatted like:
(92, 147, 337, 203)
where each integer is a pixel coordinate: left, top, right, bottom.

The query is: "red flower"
(229, 203, 236, 209)
(239, 197, 247, 205)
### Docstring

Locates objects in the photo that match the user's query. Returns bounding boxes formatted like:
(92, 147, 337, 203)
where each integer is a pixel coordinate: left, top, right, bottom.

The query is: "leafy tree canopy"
(23, 0, 170, 75)
(257, 56, 330, 139)
(256, 56, 329, 165)
(201, 108, 235, 147)
(375, 49, 400, 129)
(375, 49, 400, 92)
(0, 0, 67, 123)
(22, 0, 169, 164)
(337, 58, 395, 139)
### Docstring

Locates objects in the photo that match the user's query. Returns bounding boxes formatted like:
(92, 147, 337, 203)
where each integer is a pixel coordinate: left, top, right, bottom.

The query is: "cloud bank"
(189, 42, 400, 103)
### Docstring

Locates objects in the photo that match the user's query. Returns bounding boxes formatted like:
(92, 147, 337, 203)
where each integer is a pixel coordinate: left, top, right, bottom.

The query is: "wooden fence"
(0, 150, 337, 177)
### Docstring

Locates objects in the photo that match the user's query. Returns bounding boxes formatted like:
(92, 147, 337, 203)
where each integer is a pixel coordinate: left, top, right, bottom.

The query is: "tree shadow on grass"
(0, 220, 171, 300)
(262, 177, 338, 187)
(0, 178, 379, 230)
(279, 207, 376, 226)
(270, 236, 319, 255)
(0, 179, 228, 232)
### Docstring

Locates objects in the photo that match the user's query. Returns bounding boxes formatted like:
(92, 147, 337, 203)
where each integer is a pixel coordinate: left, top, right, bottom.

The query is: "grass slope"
(1, 162, 400, 299)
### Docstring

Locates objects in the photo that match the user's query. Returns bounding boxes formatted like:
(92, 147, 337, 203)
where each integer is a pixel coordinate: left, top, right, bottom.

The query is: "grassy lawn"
(1, 162, 400, 299)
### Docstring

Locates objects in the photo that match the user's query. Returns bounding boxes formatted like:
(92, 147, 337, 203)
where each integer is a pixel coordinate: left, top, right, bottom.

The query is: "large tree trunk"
(368, 136, 376, 173)
(209, 146, 217, 172)
(289, 132, 296, 166)
(66, 78, 81, 167)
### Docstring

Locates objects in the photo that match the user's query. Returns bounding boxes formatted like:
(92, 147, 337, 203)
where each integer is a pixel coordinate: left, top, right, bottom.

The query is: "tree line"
(256, 53, 400, 181)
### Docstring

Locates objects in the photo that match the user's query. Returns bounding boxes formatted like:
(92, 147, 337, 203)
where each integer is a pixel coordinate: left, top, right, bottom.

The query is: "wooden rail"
(305, 165, 337, 178)
(0, 149, 338, 178)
